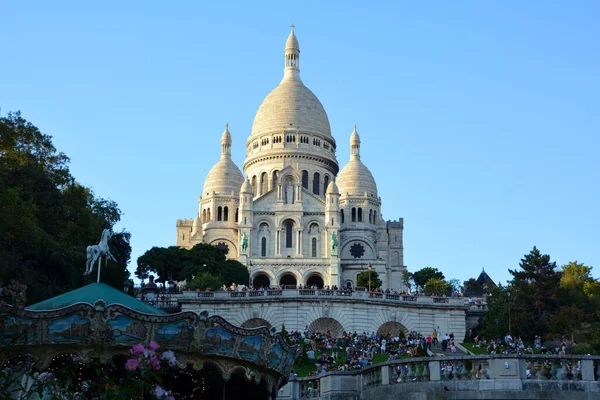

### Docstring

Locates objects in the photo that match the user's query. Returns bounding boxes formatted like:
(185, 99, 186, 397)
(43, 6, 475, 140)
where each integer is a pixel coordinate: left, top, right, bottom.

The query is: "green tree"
(478, 285, 511, 340)
(507, 246, 561, 341)
(0, 112, 131, 303)
(136, 243, 249, 288)
(423, 278, 452, 296)
(547, 305, 586, 345)
(356, 270, 382, 290)
(412, 267, 445, 290)
(187, 272, 223, 291)
(401, 271, 415, 292)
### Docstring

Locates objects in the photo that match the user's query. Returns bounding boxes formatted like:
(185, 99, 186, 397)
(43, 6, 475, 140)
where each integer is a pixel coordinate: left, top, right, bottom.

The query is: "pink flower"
(129, 343, 145, 358)
(149, 355, 161, 371)
(148, 341, 159, 351)
(125, 358, 140, 371)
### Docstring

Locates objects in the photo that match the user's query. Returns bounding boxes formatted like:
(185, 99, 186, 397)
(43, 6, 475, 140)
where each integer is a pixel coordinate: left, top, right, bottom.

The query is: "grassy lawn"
(462, 343, 489, 355)
(293, 347, 418, 377)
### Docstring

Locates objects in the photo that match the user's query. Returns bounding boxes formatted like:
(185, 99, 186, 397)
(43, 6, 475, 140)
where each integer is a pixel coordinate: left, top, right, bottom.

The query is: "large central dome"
(249, 29, 332, 140)
(250, 76, 331, 138)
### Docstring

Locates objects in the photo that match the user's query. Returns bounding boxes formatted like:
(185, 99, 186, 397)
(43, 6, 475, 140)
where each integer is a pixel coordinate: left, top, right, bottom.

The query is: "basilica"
(176, 27, 406, 291)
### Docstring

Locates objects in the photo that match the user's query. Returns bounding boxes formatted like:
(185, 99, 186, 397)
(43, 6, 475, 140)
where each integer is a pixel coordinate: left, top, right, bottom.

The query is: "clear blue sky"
(2, 1, 599, 286)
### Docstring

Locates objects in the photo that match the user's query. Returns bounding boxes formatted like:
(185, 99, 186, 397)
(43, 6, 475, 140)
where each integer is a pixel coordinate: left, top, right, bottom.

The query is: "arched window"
(272, 170, 279, 189)
(312, 237, 317, 257)
(373, 211, 377, 224)
(261, 237, 267, 257)
(341, 209, 345, 224)
(260, 172, 268, 195)
(235, 208, 239, 223)
(369, 209, 373, 224)
(323, 175, 330, 194)
(223, 207, 229, 222)
(351, 207, 356, 222)
(285, 221, 293, 248)
(302, 170, 308, 189)
(217, 206, 223, 221)
(358, 208, 362, 222)
(313, 173, 320, 195)
(202, 209, 206, 223)
(207, 208, 211, 221)
(251, 175, 257, 196)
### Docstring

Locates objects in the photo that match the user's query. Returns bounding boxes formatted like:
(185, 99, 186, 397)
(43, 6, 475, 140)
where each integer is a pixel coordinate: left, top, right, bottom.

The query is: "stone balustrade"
(169, 290, 467, 308)
(281, 354, 600, 399)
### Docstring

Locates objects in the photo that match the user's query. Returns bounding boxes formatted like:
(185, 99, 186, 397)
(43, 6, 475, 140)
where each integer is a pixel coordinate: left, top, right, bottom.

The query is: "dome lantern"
(221, 123, 232, 158)
(350, 124, 361, 159)
(285, 24, 300, 74)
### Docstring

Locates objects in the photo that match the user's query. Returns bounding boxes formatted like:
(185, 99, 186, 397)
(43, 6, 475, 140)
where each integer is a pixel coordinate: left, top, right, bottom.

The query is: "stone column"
(276, 230, 281, 255)
(296, 230, 302, 255)
(429, 360, 441, 381)
(581, 359, 594, 381)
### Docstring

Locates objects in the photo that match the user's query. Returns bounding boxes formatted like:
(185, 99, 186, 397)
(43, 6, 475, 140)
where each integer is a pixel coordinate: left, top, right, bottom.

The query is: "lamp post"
(248, 261, 253, 287)
(506, 288, 512, 334)
(367, 263, 372, 292)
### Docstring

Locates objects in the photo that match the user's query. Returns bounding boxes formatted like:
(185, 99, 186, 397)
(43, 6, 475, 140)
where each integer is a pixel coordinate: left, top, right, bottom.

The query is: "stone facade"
(176, 27, 406, 290)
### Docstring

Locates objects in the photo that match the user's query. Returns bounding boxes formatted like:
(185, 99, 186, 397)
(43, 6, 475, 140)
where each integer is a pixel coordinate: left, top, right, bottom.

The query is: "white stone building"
(176, 27, 406, 290)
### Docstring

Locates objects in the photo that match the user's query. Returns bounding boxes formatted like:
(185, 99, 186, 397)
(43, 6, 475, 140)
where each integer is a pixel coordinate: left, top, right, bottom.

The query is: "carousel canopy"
(26, 282, 167, 316)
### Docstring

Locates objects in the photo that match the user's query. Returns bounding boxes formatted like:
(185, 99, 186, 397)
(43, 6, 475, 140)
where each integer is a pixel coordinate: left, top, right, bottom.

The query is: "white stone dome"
(337, 126, 378, 197)
(326, 179, 339, 195)
(202, 125, 244, 196)
(250, 75, 331, 138)
(250, 28, 331, 139)
(202, 158, 244, 196)
(337, 160, 378, 197)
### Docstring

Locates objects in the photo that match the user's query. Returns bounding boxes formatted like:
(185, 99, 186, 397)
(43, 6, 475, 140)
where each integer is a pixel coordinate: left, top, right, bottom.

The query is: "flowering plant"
(0, 343, 178, 399)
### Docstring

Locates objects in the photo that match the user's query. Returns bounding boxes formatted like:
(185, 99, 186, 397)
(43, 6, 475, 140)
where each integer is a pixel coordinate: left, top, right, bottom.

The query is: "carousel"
(1, 230, 298, 399)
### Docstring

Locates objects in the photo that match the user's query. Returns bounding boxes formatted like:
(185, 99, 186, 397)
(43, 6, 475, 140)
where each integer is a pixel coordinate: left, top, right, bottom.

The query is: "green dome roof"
(26, 283, 167, 316)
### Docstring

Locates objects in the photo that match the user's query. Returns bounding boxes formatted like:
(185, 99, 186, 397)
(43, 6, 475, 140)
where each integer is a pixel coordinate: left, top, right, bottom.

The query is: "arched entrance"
(241, 318, 272, 329)
(279, 273, 297, 287)
(252, 273, 270, 289)
(307, 317, 345, 337)
(345, 280, 353, 290)
(306, 274, 324, 289)
(377, 321, 408, 338)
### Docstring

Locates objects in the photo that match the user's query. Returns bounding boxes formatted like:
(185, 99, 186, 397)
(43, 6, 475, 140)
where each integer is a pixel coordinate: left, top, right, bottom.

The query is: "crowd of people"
(470, 330, 569, 356)
(292, 328, 430, 376)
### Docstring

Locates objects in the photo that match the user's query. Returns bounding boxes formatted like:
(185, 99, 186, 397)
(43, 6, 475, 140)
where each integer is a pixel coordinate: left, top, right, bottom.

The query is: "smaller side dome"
(191, 214, 201, 235)
(202, 124, 244, 196)
(326, 179, 339, 195)
(240, 178, 253, 194)
(337, 125, 378, 197)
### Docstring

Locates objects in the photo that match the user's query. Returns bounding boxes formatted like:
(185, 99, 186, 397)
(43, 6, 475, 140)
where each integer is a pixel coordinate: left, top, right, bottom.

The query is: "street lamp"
(506, 288, 512, 334)
(123, 279, 132, 294)
(248, 261, 253, 288)
(367, 263, 372, 292)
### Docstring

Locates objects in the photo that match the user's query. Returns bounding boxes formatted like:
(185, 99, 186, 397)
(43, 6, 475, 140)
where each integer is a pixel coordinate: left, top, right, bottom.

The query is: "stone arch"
(277, 215, 301, 230)
(251, 272, 271, 288)
(276, 270, 301, 287)
(210, 239, 238, 259)
(308, 317, 344, 337)
(251, 269, 275, 285)
(377, 321, 408, 337)
(241, 318, 272, 329)
(306, 273, 324, 289)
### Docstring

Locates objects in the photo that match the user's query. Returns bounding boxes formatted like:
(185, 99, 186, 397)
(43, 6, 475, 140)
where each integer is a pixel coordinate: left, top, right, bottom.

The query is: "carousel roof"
(26, 282, 167, 316)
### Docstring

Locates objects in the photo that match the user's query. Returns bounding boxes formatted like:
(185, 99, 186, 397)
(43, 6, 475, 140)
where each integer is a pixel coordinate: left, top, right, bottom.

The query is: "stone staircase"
(428, 342, 467, 356)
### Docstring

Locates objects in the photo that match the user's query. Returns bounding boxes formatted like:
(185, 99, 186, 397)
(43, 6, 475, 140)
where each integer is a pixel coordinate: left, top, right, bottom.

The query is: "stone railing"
(172, 290, 466, 308)
(282, 354, 600, 399)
